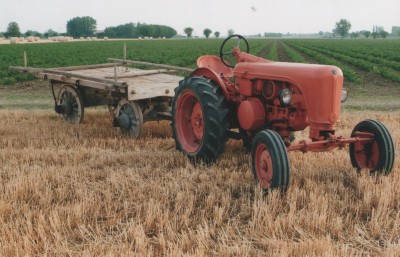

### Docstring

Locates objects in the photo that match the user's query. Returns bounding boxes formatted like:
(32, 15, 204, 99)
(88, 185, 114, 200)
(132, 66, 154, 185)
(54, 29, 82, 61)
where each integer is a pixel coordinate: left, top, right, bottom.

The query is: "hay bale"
(27, 36, 34, 42)
(10, 37, 18, 44)
(104, 37, 108, 41)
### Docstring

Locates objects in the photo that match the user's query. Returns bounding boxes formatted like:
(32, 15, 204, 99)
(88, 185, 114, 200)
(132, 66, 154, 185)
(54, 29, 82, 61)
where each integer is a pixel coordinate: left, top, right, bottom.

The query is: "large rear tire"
(251, 130, 290, 190)
(172, 76, 229, 163)
(349, 119, 395, 174)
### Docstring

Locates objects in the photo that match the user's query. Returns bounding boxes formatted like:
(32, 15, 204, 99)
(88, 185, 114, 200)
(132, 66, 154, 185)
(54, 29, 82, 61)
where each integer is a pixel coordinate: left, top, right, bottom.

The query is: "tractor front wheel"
(172, 76, 229, 163)
(251, 130, 290, 190)
(349, 119, 395, 174)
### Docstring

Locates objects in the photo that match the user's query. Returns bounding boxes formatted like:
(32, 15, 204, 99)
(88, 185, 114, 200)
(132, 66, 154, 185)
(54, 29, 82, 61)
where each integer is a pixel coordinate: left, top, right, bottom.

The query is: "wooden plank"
(45, 74, 118, 91)
(53, 63, 121, 71)
(127, 82, 178, 100)
(104, 69, 170, 79)
(9, 63, 120, 75)
(107, 58, 194, 73)
(42, 69, 128, 88)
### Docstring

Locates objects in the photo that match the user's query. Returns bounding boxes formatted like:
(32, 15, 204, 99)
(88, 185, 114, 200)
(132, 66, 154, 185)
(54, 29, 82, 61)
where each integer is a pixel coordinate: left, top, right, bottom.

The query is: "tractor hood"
(234, 62, 344, 132)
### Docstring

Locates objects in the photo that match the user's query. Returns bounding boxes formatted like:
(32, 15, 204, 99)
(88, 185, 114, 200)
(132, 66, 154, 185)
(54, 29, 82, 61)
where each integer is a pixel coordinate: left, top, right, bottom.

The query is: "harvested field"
(0, 107, 399, 256)
(1, 38, 399, 255)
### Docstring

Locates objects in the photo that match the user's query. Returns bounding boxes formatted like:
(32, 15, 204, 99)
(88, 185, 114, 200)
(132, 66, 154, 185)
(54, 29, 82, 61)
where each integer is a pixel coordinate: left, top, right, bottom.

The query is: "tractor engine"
(237, 78, 308, 139)
(234, 61, 344, 141)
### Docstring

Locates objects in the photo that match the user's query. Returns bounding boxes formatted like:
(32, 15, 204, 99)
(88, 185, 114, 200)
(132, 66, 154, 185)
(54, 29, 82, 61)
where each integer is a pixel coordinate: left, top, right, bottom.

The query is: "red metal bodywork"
(193, 48, 373, 152)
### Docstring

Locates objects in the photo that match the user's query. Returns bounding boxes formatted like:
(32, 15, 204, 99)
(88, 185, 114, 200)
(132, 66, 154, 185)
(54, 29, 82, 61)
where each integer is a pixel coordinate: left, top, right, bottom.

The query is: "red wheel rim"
(175, 90, 204, 153)
(353, 139, 379, 170)
(255, 143, 273, 189)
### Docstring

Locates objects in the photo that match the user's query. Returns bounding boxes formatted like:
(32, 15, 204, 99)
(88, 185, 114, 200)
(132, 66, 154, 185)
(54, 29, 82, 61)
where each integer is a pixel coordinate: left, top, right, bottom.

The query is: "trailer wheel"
(349, 119, 395, 174)
(251, 130, 290, 190)
(57, 85, 84, 124)
(172, 76, 229, 163)
(115, 99, 143, 138)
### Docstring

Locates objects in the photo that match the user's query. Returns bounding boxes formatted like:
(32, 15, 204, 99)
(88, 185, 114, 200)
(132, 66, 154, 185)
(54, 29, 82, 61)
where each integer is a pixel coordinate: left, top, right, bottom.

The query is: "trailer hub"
(114, 113, 131, 129)
(55, 102, 73, 115)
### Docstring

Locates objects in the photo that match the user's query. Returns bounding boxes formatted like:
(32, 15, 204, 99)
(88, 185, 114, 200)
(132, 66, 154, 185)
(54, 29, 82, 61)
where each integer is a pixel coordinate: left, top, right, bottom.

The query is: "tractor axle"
(287, 132, 374, 153)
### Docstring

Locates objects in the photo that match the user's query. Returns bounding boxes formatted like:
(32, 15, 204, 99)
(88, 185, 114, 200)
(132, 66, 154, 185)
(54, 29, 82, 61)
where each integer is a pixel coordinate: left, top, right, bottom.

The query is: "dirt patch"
(1, 80, 50, 93)
(277, 41, 291, 62)
(256, 41, 273, 58)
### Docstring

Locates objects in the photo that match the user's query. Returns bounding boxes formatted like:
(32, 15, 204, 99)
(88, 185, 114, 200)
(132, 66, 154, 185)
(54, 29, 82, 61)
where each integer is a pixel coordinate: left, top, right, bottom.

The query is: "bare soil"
(277, 41, 291, 62)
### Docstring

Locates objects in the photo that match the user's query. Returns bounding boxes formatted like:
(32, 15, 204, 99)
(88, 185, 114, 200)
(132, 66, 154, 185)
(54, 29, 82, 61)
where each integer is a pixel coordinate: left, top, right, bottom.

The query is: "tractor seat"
(197, 55, 234, 78)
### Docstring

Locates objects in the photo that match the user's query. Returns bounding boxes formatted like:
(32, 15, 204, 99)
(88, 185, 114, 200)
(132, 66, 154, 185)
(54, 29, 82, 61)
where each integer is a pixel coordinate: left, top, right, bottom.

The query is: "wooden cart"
(10, 59, 193, 138)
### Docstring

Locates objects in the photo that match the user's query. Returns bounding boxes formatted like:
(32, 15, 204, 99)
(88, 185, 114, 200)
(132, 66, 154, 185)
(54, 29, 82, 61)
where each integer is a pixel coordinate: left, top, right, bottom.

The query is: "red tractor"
(171, 35, 395, 190)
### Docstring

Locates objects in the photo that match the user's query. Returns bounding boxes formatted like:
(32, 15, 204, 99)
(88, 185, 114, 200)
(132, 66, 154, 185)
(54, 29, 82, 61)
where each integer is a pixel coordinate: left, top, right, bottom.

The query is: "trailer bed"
(10, 59, 191, 138)
(12, 63, 182, 100)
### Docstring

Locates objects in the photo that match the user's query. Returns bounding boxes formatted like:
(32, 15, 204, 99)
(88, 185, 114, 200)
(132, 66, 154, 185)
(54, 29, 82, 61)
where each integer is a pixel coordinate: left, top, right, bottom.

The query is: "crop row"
(1, 38, 399, 85)
(284, 41, 362, 83)
(300, 39, 400, 63)
(280, 43, 306, 63)
(290, 41, 400, 83)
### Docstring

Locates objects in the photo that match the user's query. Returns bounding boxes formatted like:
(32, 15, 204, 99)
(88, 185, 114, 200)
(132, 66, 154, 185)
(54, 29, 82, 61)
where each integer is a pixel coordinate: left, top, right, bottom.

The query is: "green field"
(0, 38, 399, 83)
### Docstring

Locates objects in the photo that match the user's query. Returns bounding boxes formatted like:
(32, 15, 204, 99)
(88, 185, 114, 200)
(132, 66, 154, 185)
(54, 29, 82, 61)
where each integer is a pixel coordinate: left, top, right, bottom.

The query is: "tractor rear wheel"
(349, 119, 395, 174)
(172, 76, 229, 163)
(251, 130, 290, 190)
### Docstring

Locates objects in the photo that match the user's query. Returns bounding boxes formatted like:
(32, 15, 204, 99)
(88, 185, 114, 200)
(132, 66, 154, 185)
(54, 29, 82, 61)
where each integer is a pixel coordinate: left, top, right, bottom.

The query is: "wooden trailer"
(10, 59, 193, 138)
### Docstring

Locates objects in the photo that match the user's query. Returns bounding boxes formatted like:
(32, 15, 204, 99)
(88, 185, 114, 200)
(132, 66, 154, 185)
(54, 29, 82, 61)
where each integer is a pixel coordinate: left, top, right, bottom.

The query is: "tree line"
(0, 17, 177, 39)
(102, 23, 177, 38)
(2, 17, 398, 40)
(333, 19, 391, 39)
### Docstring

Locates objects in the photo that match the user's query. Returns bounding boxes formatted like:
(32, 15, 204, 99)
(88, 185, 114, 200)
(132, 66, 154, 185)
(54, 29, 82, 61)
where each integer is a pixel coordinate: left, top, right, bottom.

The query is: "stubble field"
(0, 106, 398, 256)
(0, 38, 399, 256)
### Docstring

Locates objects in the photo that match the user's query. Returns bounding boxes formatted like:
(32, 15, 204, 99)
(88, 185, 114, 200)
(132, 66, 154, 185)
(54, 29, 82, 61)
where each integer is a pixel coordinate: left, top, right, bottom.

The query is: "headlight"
(341, 89, 348, 103)
(279, 89, 293, 106)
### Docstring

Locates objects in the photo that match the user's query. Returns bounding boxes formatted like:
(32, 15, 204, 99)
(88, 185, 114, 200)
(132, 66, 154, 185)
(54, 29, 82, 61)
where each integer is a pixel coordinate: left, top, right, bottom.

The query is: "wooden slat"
(45, 74, 117, 91)
(9, 63, 120, 74)
(43, 69, 128, 88)
(128, 82, 177, 100)
(108, 58, 194, 73)
(53, 63, 121, 71)
(104, 69, 170, 79)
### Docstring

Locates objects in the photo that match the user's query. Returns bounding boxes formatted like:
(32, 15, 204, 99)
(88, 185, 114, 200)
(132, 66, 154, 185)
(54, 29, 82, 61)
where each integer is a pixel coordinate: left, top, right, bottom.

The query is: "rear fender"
(190, 67, 230, 100)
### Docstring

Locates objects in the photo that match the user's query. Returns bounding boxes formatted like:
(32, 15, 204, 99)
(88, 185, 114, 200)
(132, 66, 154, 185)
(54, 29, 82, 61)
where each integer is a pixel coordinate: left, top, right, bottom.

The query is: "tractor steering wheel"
(219, 34, 249, 68)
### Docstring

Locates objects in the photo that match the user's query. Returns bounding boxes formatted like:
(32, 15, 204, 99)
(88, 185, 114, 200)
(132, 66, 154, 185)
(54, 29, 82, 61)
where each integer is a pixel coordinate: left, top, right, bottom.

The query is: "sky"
(0, 0, 399, 36)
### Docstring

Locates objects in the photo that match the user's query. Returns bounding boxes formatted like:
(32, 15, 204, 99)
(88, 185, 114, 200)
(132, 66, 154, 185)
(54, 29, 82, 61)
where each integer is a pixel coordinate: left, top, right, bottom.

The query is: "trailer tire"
(57, 85, 84, 124)
(172, 76, 229, 163)
(115, 99, 143, 139)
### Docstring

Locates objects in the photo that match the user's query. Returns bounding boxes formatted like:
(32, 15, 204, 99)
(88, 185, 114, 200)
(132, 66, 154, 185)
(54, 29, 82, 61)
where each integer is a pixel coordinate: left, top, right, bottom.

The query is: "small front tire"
(251, 130, 290, 190)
